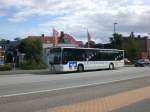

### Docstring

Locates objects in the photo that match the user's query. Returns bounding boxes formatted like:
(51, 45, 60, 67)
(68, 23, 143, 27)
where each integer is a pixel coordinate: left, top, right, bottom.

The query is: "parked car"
(134, 59, 150, 67)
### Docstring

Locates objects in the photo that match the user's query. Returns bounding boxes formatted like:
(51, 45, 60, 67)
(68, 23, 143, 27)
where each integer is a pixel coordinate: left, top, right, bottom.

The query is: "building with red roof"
(28, 32, 83, 47)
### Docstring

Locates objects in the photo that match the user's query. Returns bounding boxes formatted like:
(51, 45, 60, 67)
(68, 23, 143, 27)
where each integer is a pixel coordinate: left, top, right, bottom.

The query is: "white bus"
(49, 47, 124, 72)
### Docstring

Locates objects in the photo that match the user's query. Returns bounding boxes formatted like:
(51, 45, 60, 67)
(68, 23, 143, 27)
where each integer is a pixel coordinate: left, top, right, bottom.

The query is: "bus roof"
(52, 47, 124, 51)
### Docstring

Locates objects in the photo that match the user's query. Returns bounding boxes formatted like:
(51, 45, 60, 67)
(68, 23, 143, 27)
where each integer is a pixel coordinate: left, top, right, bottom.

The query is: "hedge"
(0, 64, 12, 71)
(20, 62, 47, 70)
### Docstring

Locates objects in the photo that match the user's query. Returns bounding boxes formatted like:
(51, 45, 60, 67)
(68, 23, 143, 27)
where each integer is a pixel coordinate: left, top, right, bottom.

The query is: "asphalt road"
(0, 67, 150, 97)
(0, 67, 150, 112)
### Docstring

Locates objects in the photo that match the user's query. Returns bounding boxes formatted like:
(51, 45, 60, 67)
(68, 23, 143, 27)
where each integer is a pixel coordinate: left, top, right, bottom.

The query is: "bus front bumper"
(49, 64, 77, 72)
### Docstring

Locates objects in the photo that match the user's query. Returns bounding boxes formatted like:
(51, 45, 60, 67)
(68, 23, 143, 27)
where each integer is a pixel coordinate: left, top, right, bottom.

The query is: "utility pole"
(114, 22, 118, 34)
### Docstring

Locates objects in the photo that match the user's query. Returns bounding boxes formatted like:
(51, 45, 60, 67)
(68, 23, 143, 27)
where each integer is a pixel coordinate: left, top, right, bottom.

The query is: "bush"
(0, 64, 12, 71)
(20, 62, 47, 70)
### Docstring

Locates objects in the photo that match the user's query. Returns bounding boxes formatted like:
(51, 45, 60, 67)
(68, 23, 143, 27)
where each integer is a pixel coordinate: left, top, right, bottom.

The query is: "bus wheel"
(77, 65, 84, 72)
(109, 63, 114, 70)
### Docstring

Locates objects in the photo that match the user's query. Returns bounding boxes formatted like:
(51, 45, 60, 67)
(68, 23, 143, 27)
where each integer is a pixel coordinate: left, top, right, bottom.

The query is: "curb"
(124, 64, 134, 67)
(0, 69, 49, 75)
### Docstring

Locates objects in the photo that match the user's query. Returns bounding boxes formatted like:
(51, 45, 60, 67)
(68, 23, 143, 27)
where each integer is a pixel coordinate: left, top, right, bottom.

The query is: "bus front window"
(49, 48, 61, 64)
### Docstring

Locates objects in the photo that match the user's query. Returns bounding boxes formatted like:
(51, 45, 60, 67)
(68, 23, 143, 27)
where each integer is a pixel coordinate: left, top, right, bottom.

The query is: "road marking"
(0, 74, 149, 98)
(48, 86, 150, 112)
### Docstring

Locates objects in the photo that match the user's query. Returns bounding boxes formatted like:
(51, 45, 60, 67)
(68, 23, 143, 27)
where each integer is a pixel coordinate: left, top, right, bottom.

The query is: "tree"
(92, 43, 104, 48)
(5, 52, 13, 63)
(18, 38, 43, 64)
(0, 39, 10, 45)
(126, 32, 139, 62)
(14, 37, 22, 41)
(110, 33, 123, 49)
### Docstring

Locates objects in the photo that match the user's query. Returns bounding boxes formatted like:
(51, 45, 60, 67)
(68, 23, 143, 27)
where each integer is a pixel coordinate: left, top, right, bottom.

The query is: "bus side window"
(63, 52, 68, 64)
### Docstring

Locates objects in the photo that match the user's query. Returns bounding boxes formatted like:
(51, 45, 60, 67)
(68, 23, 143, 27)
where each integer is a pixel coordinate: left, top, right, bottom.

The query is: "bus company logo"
(69, 61, 77, 69)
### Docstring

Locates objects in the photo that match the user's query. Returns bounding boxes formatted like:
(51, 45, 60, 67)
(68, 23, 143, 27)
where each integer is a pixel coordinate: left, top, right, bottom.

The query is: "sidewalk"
(48, 86, 150, 112)
(0, 69, 49, 75)
(0, 65, 134, 75)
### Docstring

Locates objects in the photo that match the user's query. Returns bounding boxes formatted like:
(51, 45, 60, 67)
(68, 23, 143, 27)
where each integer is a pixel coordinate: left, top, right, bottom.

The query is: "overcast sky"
(0, 0, 150, 43)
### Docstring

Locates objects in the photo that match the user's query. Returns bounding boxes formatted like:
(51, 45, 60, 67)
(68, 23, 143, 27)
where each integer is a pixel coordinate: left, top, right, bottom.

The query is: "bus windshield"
(49, 48, 61, 64)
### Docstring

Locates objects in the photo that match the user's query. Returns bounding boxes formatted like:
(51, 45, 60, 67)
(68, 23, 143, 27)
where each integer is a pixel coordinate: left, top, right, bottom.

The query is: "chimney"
(41, 34, 45, 43)
(60, 31, 64, 37)
(41, 34, 45, 37)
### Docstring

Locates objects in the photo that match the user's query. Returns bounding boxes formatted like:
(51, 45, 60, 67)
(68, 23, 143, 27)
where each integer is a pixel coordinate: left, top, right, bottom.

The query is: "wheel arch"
(109, 62, 115, 70)
(77, 63, 84, 72)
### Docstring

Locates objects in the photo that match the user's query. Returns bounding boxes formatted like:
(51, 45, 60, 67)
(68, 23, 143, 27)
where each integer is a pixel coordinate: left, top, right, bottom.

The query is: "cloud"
(0, 0, 35, 8)
(0, 10, 5, 17)
(1, 0, 150, 42)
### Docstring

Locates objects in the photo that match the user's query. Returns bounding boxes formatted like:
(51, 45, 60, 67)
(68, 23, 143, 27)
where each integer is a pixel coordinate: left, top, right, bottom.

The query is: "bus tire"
(109, 63, 114, 70)
(77, 64, 84, 72)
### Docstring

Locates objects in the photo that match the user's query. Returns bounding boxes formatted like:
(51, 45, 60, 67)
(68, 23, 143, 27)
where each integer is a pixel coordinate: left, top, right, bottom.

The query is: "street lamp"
(114, 22, 118, 34)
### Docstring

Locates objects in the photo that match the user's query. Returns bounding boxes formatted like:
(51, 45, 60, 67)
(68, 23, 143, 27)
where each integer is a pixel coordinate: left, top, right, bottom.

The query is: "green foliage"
(18, 38, 43, 64)
(5, 52, 13, 63)
(20, 61, 47, 70)
(92, 43, 104, 48)
(92, 43, 112, 49)
(0, 39, 7, 42)
(110, 33, 123, 49)
(0, 64, 12, 71)
(18, 38, 48, 70)
(0, 39, 10, 45)
(126, 32, 140, 62)
(14, 37, 22, 41)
